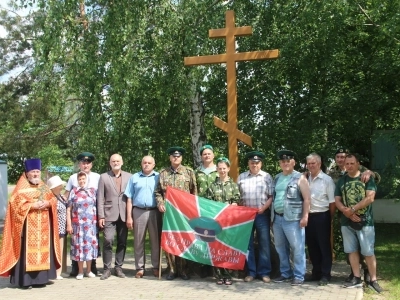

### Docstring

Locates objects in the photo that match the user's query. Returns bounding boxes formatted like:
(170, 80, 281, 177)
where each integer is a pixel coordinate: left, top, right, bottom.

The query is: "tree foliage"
(0, 0, 399, 186)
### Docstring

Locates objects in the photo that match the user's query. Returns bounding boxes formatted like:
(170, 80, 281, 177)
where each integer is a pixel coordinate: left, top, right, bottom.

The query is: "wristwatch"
(350, 207, 356, 213)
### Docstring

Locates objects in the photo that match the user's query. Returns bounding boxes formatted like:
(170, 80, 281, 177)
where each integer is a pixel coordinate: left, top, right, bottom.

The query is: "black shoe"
(344, 276, 362, 288)
(180, 273, 190, 280)
(367, 280, 383, 293)
(91, 259, 98, 275)
(70, 268, 78, 277)
(274, 275, 290, 283)
(363, 269, 370, 283)
(305, 274, 320, 282)
(291, 278, 304, 286)
(166, 272, 176, 280)
(21, 285, 32, 290)
(318, 277, 329, 286)
(100, 269, 111, 280)
(345, 271, 354, 283)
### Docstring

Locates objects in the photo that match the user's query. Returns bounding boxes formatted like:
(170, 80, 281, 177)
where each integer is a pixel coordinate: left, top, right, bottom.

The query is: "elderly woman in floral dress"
(66, 171, 98, 280)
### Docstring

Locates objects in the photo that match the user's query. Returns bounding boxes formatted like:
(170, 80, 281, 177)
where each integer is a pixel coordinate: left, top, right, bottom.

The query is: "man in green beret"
(64, 152, 101, 277)
(194, 144, 218, 277)
(272, 150, 311, 286)
(327, 147, 380, 283)
(155, 146, 197, 280)
(237, 151, 274, 283)
(195, 145, 218, 197)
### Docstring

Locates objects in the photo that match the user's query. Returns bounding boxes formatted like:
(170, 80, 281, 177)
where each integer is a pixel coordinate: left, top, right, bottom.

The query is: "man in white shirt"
(305, 153, 336, 286)
(64, 152, 100, 276)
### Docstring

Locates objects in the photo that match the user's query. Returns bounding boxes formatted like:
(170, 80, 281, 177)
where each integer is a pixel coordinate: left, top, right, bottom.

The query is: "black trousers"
(305, 211, 332, 279)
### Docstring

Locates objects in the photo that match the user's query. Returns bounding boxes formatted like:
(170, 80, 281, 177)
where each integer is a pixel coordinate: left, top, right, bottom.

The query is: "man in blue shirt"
(125, 156, 161, 278)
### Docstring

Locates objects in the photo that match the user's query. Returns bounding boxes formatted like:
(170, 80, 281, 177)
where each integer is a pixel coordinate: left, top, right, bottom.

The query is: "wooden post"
(184, 10, 279, 180)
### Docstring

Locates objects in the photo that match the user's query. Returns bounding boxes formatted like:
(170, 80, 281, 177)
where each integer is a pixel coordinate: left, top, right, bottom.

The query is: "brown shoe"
(153, 269, 160, 277)
(114, 268, 126, 278)
(135, 270, 144, 278)
(244, 276, 254, 282)
(262, 276, 271, 283)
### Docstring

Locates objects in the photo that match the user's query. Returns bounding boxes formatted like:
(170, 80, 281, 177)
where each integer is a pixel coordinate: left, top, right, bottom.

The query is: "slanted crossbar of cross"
(184, 10, 279, 180)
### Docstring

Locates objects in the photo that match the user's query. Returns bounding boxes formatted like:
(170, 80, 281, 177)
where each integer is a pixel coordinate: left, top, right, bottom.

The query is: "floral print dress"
(68, 187, 98, 261)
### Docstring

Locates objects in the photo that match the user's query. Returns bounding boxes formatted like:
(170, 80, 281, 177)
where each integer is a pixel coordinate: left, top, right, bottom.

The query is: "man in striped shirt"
(237, 151, 274, 283)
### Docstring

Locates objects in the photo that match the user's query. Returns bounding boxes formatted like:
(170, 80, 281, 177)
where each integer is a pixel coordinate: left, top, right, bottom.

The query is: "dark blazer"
(97, 170, 131, 222)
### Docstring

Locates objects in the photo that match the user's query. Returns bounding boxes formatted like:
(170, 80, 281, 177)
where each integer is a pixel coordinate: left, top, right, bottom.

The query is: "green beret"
(188, 217, 222, 243)
(277, 149, 296, 160)
(246, 151, 265, 162)
(335, 147, 349, 155)
(76, 152, 95, 162)
(167, 146, 185, 157)
(200, 144, 213, 155)
(216, 157, 231, 166)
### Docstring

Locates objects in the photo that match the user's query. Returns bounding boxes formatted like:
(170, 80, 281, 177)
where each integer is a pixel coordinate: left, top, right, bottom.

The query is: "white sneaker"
(86, 272, 96, 278)
(76, 273, 84, 280)
(56, 275, 63, 280)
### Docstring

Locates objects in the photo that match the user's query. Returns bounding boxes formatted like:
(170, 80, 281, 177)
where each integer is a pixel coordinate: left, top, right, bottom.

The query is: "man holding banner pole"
(155, 146, 197, 280)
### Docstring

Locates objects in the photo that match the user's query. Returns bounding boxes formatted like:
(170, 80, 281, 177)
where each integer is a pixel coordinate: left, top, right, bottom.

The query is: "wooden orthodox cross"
(184, 10, 279, 180)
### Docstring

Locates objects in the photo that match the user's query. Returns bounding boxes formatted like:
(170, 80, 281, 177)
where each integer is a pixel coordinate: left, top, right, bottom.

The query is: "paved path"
(1, 185, 363, 299)
(0, 257, 363, 300)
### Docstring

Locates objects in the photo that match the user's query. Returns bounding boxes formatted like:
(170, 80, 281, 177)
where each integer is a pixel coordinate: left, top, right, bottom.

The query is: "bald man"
(125, 156, 161, 278)
(97, 154, 132, 280)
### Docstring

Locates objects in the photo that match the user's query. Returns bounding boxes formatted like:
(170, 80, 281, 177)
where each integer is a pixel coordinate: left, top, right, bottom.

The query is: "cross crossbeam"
(184, 10, 279, 180)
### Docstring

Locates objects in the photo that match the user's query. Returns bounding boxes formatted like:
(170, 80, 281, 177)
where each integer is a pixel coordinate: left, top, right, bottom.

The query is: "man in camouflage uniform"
(195, 144, 218, 197)
(327, 147, 380, 283)
(327, 148, 380, 185)
(155, 146, 197, 280)
(193, 144, 218, 277)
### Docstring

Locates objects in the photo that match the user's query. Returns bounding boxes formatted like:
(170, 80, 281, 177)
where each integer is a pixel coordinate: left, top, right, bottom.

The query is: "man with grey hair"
(97, 154, 131, 280)
(305, 153, 336, 286)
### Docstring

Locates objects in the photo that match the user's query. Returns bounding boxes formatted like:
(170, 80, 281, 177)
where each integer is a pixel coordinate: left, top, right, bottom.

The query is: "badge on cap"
(172, 151, 182, 157)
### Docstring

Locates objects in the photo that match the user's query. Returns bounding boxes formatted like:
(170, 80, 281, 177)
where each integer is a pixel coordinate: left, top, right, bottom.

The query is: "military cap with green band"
(277, 149, 296, 160)
(76, 152, 95, 162)
(245, 151, 265, 162)
(167, 146, 185, 157)
(188, 217, 222, 243)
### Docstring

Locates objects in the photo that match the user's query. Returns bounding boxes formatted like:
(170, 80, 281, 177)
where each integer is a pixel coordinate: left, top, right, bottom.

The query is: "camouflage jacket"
(327, 164, 381, 185)
(194, 166, 218, 197)
(155, 165, 197, 206)
(205, 177, 240, 204)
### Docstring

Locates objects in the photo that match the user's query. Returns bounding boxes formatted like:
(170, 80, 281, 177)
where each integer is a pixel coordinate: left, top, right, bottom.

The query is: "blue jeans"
(247, 213, 271, 277)
(273, 214, 306, 281)
(341, 225, 375, 256)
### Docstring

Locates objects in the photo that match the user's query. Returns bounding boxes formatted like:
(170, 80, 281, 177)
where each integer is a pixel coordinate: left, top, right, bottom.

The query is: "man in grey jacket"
(97, 154, 131, 280)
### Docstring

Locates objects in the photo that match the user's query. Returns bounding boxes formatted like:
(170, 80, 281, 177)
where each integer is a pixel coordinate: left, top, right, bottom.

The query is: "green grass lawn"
(363, 223, 400, 299)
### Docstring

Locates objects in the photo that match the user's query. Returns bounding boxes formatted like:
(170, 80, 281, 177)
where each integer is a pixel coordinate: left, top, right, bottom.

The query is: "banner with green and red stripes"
(161, 187, 257, 270)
